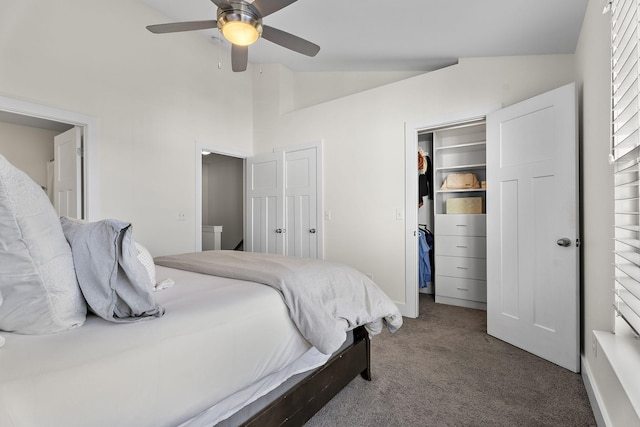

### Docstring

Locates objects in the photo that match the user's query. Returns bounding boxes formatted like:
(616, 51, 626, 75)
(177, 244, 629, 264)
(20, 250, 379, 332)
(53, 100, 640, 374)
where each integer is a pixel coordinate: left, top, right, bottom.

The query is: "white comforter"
(0, 267, 322, 427)
(154, 250, 403, 355)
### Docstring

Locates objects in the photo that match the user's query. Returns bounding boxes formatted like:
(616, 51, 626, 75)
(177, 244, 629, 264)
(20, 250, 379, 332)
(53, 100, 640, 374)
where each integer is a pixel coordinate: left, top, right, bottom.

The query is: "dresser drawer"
(435, 214, 486, 236)
(435, 255, 486, 280)
(436, 276, 487, 303)
(435, 236, 486, 258)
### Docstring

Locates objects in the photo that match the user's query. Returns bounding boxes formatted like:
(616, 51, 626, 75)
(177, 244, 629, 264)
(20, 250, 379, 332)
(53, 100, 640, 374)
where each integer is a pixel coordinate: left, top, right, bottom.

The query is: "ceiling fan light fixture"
(217, 4, 263, 47)
(221, 21, 261, 46)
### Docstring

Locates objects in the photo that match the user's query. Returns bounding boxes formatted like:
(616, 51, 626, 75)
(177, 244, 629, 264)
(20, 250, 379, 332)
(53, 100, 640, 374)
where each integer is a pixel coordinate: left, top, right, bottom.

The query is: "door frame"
(404, 110, 490, 319)
(0, 95, 100, 220)
(194, 140, 251, 252)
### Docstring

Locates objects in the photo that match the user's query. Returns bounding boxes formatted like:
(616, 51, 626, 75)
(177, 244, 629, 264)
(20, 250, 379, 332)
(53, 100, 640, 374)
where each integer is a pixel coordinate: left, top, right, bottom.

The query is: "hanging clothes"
(418, 149, 433, 207)
(418, 228, 432, 288)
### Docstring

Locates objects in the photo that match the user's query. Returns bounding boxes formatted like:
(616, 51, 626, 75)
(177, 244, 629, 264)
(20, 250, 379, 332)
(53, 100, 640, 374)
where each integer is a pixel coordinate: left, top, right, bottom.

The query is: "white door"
(245, 144, 323, 258)
(53, 127, 82, 218)
(285, 147, 318, 258)
(245, 152, 284, 254)
(486, 83, 579, 372)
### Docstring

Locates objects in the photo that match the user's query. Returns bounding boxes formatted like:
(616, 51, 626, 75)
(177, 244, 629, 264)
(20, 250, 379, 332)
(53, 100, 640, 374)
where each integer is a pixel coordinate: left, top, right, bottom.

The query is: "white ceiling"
(140, 0, 590, 72)
(0, 110, 74, 133)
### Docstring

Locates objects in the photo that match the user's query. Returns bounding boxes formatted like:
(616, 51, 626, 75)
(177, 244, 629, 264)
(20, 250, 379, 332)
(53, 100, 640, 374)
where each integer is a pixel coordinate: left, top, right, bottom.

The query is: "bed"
(0, 154, 402, 426)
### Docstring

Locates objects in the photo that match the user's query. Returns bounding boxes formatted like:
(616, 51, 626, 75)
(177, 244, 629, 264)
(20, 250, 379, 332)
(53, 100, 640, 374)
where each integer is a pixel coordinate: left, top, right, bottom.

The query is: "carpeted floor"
(305, 294, 596, 427)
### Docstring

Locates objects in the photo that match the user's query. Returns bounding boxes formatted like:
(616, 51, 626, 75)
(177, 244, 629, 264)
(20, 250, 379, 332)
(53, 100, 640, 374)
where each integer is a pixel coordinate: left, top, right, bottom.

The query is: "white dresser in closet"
(433, 119, 487, 310)
(434, 214, 486, 309)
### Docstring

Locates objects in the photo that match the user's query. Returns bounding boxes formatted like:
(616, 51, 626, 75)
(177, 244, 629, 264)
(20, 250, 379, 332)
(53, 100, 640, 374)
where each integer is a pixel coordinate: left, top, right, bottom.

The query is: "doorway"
(0, 96, 99, 220)
(201, 152, 244, 251)
(194, 141, 249, 252)
(404, 112, 487, 318)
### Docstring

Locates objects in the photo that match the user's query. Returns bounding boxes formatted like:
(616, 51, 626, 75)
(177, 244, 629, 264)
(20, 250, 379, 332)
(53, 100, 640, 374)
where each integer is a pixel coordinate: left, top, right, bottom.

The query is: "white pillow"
(0, 155, 86, 333)
(135, 241, 156, 289)
(60, 217, 164, 322)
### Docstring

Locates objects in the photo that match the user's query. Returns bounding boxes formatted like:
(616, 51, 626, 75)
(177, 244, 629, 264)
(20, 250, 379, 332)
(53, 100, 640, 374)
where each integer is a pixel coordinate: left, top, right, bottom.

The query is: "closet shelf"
(436, 188, 486, 194)
(434, 141, 486, 152)
(435, 163, 486, 172)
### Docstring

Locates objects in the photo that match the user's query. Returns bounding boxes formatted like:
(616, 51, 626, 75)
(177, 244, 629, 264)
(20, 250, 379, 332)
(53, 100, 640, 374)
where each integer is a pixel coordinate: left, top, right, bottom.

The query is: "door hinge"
(76, 147, 84, 157)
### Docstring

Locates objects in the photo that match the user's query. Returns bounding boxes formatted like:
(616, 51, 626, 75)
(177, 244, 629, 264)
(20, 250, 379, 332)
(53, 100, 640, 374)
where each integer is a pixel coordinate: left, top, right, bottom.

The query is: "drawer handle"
(456, 245, 468, 248)
(456, 287, 469, 291)
(456, 266, 468, 270)
(456, 224, 468, 227)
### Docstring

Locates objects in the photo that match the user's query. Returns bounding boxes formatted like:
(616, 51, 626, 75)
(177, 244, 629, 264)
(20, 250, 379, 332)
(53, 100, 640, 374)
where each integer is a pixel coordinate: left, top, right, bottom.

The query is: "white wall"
(291, 71, 425, 110)
(0, 122, 56, 190)
(576, 1, 639, 424)
(0, 0, 254, 256)
(252, 56, 576, 304)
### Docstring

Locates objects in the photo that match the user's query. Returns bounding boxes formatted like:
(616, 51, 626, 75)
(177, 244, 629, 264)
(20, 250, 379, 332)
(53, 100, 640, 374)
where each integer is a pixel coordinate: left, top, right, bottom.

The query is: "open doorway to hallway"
(201, 152, 244, 251)
(0, 96, 99, 220)
(0, 112, 81, 215)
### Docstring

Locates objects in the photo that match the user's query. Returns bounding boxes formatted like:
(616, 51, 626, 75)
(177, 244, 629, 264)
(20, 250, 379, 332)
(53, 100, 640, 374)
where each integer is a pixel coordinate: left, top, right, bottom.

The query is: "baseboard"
(581, 355, 609, 427)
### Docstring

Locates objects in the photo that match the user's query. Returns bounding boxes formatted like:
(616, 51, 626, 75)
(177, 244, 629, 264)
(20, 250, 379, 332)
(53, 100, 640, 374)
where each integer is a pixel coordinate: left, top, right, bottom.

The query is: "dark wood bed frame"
(221, 325, 371, 427)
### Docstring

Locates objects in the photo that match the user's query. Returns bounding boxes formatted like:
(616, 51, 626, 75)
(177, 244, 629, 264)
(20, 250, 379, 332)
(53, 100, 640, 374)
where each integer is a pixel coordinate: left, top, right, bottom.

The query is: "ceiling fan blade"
(262, 25, 320, 57)
(146, 20, 217, 34)
(250, 0, 297, 18)
(231, 44, 249, 72)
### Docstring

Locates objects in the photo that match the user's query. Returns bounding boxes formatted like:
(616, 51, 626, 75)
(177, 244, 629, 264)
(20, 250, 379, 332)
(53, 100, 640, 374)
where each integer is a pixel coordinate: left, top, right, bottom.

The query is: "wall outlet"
(177, 212, 186, 221)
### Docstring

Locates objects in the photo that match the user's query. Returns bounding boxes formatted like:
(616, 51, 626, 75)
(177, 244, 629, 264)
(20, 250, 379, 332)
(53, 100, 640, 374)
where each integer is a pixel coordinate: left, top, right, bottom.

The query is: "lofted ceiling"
(139, 0, 590, 72)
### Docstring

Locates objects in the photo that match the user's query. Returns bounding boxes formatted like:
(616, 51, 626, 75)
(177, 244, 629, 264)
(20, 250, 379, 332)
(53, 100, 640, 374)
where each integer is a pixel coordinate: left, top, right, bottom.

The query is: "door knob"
(309, 228, 316, 234)
(275, 229, 282, 234)
(556, 238, 571, 247)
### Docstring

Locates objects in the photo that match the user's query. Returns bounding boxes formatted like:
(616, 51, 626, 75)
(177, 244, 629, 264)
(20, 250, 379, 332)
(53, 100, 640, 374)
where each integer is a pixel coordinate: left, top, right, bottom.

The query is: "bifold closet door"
(284, 147, 319, 258)
(245, 152, 284, 255)
(245, 145, 322, 258)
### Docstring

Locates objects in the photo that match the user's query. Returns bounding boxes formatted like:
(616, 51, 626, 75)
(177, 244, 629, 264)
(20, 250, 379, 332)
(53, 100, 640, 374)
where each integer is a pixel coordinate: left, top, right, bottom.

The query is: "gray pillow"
(0, 155, 86, 333)
(60, 217, 164, 322)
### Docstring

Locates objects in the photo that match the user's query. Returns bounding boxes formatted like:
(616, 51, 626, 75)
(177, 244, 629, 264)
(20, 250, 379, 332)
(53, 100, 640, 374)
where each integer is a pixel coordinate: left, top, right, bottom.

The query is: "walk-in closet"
(416, 118, 487, 310)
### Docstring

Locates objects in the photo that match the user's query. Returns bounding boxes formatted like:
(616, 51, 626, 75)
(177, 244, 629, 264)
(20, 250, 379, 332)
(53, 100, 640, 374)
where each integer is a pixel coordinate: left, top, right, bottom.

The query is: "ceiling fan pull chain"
(217, 31, 223, 70)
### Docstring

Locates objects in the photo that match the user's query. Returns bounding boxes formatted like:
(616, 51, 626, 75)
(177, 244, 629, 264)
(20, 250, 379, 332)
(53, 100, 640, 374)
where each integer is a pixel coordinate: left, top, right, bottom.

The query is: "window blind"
(612, 0, 640, 335)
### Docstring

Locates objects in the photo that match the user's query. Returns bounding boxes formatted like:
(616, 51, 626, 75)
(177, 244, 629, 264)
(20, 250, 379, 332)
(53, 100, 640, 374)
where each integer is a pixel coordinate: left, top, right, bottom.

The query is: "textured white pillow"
(0, 155, 86, 333)
(134, 241, 156, 289)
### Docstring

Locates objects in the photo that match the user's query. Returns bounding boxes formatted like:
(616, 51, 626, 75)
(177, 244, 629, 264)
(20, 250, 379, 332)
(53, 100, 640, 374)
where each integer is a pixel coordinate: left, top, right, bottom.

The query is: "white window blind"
(612, 0, 640, 335)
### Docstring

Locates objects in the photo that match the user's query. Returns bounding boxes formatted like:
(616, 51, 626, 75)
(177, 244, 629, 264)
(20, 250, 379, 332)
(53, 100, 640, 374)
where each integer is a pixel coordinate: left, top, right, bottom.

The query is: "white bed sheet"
(0, 265, 327, 427)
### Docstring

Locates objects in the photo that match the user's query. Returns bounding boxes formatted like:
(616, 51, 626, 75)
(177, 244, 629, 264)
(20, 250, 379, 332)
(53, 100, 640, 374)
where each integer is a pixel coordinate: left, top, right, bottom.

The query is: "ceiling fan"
(146, 0, 320, 72)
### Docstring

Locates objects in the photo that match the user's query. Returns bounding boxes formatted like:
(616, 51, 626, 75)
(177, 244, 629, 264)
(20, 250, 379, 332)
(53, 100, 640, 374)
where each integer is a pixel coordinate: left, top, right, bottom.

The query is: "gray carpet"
(305, 294, 596, 427)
